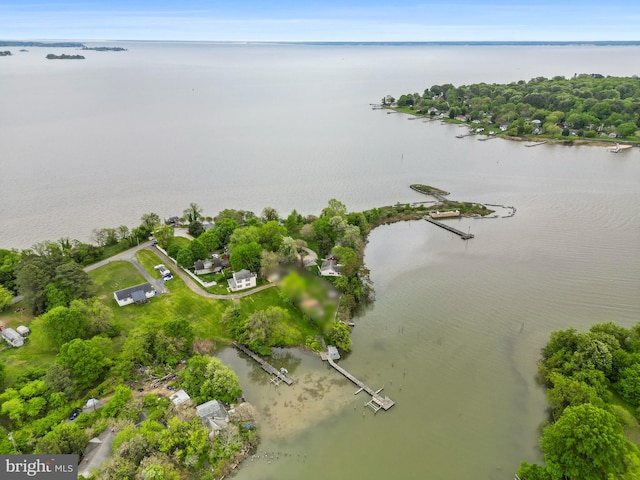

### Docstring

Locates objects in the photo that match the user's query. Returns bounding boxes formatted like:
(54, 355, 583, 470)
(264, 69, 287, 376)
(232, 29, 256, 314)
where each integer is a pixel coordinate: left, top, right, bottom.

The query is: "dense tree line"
(518, 322, 640, 479)
(393, 74, 640, 138)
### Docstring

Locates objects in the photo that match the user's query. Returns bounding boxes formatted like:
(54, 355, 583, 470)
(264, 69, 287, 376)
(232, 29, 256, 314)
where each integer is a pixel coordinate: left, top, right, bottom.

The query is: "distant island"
(386, 74, 640, 144)
(81, 46, 127, 51)
(0, 51, 11, 56)
(46, 53, 85, 60)
(0, 40, 85, 47)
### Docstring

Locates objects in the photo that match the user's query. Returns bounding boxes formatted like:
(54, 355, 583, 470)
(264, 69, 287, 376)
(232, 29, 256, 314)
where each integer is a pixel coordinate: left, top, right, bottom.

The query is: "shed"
(169, 389, 191, 407)
(16, 325, 30, 336)
(2, 328, 24, 347)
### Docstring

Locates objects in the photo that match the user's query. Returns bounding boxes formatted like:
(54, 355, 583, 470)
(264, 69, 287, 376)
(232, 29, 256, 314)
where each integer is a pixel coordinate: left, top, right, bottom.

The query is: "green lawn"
(0, 308, 57, 385)
(169, 236, 191, 250)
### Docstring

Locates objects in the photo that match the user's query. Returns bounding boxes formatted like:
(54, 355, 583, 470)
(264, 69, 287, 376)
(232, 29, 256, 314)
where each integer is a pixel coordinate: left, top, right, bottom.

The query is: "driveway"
(78, 427, 116, 478)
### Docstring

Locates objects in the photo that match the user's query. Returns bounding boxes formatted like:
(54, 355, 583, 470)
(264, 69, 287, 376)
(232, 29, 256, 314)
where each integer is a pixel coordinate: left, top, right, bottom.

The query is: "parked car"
(68, 408, 82, 421)
(163, 274, 173, 281)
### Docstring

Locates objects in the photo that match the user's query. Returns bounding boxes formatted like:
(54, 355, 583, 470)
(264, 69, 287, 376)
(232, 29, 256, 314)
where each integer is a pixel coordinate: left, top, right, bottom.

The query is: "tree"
(44, 364, 75, 397)
(183, 202, 203, 224)
(328, 322, 352, 352)
(53, 261, 92, 303)
(15, 257, 51, 314)
(0, 284, 12, 311)
(229, 242, 262, 272)
(321, 198, 347, 218)
(179, 355, 241, 404)
(41, 306, 88, 347)
(540, 403, 632, 480)
(0, 362, 6, 387)
(188, 238, 207, 262)
(57, 338, 105, 389)
(69, 297, 115, 338)
(158, 418, 210, 470)
(0, 248, 21, 293)
(261, 206, 279, 223)
(284, 209, 304, 234)
(260, 250, 280, 279)
(176, 248, 194, 269)
(242, 307, 289, 352)
(616, 364, 640, 406)
(153, 225, 174, 249)
(187, 221, 204, 238)
(102, 385, 133, 419)
(278, 236, 298, 265)
(34, 423, 88, 455)
(141, 212, 161, 230)
(617, 122, 638, 137)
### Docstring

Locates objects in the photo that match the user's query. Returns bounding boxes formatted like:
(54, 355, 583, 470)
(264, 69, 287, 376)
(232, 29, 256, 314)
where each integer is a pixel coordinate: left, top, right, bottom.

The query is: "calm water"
(2, 43, 640, 479)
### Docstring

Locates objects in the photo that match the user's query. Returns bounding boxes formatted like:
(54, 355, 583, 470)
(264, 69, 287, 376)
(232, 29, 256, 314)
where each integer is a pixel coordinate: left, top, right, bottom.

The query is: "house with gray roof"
(227, 269, 257, 291)
(113, 283, 156, 307)
(196, 399, 229, 434)
(319, 259, 342, 277)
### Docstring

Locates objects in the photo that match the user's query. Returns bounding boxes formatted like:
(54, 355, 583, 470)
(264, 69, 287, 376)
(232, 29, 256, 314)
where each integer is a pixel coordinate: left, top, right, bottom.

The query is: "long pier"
(233, 342, 293, 385)
(424, 217, 474, 240)
(325, 358, 395, 412)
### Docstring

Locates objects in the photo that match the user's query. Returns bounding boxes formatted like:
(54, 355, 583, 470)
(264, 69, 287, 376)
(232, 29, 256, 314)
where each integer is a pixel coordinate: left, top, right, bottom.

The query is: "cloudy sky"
(2, 0, 638, 42)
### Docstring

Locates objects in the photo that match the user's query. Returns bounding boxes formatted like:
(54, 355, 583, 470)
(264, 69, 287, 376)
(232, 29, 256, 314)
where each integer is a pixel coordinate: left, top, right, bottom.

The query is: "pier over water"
(424, 217, 474, 240)
(321, 352, 395, 412)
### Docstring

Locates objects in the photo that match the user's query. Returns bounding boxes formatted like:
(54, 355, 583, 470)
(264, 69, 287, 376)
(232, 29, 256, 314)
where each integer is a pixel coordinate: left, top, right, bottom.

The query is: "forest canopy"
(392, 74, 640, 138)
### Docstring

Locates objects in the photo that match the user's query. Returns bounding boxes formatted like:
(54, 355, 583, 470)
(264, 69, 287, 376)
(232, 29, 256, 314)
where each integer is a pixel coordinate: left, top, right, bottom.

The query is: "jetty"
(321, 349, 395, 412)
(424, 217, 474, 240)
(524, 141, 547, 147)
(232, 342, 293, 386)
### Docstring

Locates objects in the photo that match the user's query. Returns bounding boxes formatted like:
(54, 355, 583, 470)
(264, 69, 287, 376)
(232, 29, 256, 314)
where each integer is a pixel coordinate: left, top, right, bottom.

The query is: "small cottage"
(169, 389, 191, 407)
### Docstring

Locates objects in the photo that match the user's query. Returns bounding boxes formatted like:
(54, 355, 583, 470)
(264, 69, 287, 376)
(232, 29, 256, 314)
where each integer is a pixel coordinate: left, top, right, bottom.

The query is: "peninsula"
(385, 74, 640, 145)
(0, 192, 502, 479)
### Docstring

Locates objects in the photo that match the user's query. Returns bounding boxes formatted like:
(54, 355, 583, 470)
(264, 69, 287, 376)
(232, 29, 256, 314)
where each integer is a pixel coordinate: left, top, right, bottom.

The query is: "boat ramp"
(232, 342, 293, 386)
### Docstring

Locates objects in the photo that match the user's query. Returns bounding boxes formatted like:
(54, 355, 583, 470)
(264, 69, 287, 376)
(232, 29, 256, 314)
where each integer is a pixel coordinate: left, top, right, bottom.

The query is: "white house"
(227, 269, 257, 291)
(1, 327, 24, 347)
(319, 259, 342, 277)
(113, 283, 156, 307)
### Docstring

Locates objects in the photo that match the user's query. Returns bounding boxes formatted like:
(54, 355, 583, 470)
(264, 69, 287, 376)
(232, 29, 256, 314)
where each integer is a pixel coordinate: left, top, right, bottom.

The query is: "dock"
(232, 342, 293, 386)
(323, 357, 395, 412)
(424, 217, 474, 240)
(524, 141, 547, 147)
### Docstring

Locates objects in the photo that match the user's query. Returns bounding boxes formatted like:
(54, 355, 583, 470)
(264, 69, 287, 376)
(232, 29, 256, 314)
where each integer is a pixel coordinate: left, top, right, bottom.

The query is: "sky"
(1, 1, 639, 42)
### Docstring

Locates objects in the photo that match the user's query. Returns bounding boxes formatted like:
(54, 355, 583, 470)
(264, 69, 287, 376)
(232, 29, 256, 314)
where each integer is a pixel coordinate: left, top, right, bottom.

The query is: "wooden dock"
(424, 217, 474, 240)
(232, 342, 293, 385)
(325, 358, 395, 412)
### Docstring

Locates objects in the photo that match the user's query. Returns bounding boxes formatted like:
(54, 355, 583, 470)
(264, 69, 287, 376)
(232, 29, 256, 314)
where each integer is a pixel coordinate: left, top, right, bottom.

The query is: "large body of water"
(2, 43, 640, 479)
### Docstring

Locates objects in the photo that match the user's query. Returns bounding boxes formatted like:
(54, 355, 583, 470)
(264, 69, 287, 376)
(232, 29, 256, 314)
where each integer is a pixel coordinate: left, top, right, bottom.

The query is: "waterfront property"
(429, 210, 460, 219)
(233, 342, 293, 385)
(319, 259, 342, 277)
(320, 349, 395, 413)
(227, 269, 257, 291)
(113, 282, 156, 307)
(196, 399, 229, 435)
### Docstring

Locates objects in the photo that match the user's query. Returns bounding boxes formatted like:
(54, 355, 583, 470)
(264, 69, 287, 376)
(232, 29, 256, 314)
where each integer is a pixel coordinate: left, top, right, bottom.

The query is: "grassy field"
(0, 308, 57, 385)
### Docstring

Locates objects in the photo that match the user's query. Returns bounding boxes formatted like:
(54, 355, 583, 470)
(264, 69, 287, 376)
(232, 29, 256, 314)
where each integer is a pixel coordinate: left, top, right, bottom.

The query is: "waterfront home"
(319, 259, 342, 277)
(227, 269, 257, 291)
(196, 399, 229, 435)
(113, 283, 156, 307)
